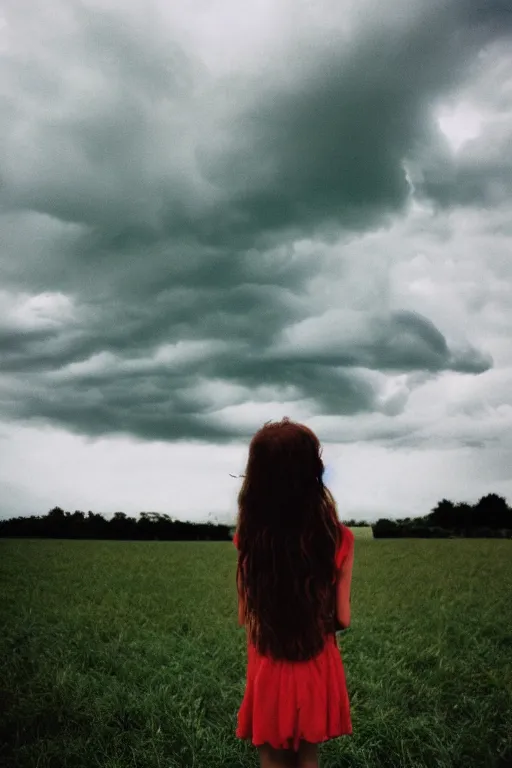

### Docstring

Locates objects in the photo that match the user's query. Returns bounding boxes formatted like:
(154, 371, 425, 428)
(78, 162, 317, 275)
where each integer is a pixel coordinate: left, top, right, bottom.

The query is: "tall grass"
(1, 538, 511, 767)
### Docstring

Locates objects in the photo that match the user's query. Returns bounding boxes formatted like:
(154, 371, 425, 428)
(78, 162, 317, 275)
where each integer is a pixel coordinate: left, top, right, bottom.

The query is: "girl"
(233, 417, 355, 768)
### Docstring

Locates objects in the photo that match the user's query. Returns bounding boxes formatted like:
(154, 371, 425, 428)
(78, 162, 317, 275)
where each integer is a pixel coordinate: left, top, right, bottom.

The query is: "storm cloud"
(0, 0, 511, 519)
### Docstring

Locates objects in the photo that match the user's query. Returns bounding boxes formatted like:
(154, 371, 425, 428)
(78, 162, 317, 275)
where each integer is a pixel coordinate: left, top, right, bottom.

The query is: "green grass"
(348, 526, 373, 539)
(1, 538, 511, 768)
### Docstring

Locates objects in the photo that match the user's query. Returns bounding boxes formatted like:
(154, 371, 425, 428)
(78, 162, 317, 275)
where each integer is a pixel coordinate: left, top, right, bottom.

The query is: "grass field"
(348, 526, 374, 539)
(1, 537, 511, 768)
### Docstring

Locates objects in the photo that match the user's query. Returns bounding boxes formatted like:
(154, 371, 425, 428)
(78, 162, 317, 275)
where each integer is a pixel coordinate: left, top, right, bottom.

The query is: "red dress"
(233, 523, 353, 750)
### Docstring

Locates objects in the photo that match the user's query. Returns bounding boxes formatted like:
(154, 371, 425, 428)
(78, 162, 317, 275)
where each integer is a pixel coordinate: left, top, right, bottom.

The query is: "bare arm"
(335, 536, 354, 630)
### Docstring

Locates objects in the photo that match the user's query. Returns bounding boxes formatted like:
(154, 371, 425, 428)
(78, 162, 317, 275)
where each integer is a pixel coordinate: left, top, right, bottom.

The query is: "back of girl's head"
(236, 417, 342, 661)
(241, 416, 324, 524)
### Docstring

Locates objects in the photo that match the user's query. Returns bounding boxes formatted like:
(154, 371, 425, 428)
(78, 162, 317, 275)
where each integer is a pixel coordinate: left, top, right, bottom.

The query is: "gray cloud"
(2, 0, 511, 248)
(0, 0, 505, 446)
(195, 0, 512, 240)
(411, 39, 512, 207)
(0, 304, 491, 442)
(271, 310, 492, 374)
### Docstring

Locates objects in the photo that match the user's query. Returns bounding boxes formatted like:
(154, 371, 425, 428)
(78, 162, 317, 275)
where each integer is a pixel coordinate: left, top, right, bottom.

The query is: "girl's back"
(233, 418, 355, 768)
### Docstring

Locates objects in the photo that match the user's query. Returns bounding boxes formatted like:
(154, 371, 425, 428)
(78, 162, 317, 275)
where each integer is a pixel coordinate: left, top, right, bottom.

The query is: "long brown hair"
(236, 417, 342, 661)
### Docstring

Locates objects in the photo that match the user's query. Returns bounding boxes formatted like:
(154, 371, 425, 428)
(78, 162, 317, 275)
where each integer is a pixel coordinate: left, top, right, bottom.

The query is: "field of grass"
(348, 526, 373, 539)
(1, 537, 511, 768)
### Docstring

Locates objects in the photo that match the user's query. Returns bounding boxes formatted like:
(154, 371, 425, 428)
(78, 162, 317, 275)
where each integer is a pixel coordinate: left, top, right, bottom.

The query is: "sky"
(1, 0, 512, 524)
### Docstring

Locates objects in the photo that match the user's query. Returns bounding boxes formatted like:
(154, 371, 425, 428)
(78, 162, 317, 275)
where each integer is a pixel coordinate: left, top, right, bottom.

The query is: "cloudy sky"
(1, 0, 512, 524)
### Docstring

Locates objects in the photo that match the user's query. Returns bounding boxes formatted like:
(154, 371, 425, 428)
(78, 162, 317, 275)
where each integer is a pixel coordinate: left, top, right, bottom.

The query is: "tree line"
(372, 494, 512, 538)
(0, 507, 232, 541)
(0, 508, 369, 541)
(1, 494, 510, 540)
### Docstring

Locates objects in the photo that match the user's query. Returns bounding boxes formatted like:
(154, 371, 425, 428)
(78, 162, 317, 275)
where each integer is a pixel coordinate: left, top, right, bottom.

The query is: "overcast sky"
(1, 0, 512, 524)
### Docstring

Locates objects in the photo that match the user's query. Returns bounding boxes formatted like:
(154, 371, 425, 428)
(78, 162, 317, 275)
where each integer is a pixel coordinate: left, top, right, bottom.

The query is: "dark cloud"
(189, 0, 512, 241)
(411, 36, 512, 207)
(269, 310, 492, 373)
(416, 132, 512, 209)
(0, 0, 502, 444)
(0, 305, 491, 442)
(2, 0, 511, 249)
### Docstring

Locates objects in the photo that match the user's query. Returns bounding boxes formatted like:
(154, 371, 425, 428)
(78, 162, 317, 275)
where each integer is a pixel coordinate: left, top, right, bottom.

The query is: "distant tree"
(46, 506, 67, 537)
(428, 499, 456, 528)
(48, 506, 65, 519)
(453, 502, 473, 534)
(86, 510, 108, 538)
(474, 494, 510, 529)
(372, 519, 401, 538)
(429, 526, 450, 538)
(0, 500, 323, 541)
(67, 510, 86, 538)
(110, 511, 136, 540)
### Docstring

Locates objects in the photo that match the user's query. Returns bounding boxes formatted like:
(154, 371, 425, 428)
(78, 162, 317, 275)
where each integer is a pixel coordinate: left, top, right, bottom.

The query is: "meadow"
(1, 533, 511, 768)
